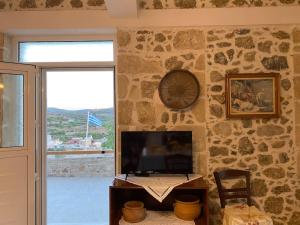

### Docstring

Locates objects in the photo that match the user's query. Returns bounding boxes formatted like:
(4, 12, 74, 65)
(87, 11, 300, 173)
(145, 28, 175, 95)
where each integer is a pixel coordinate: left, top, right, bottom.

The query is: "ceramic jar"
(122, 201, 146, 223)
(173, 195, 201, 221)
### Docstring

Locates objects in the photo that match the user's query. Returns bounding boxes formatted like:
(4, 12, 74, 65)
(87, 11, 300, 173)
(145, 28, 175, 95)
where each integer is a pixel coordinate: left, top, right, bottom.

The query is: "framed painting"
(225, 73, 280, 119)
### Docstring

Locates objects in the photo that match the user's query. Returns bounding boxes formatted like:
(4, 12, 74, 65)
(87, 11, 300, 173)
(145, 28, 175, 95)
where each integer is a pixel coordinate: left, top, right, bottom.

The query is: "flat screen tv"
(121, 131, 193, 175)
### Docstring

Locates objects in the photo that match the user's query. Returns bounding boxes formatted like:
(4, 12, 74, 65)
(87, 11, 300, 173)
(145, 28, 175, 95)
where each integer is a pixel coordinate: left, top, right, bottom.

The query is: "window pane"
(0, 74, 24, 147)
(19, 41, 114, 63)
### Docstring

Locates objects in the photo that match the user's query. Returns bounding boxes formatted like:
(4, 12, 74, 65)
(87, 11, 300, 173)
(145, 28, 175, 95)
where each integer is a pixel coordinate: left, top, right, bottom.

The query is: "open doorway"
(44, 69, 115, 225)
(17, 39, 115, 225)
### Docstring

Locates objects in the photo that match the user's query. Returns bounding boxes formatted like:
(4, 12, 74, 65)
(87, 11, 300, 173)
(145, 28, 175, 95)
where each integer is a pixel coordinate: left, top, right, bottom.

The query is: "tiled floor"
(47, 177, 114, 225)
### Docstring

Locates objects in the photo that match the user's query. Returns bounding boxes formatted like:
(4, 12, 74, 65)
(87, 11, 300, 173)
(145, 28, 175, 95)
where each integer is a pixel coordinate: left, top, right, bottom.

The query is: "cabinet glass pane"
(0, 74, 24, 148)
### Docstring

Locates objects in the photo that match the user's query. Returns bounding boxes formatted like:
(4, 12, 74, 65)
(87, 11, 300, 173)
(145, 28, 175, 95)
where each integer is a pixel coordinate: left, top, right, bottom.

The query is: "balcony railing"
(47, 149, 114, 155)
(47, 149, 115, 177)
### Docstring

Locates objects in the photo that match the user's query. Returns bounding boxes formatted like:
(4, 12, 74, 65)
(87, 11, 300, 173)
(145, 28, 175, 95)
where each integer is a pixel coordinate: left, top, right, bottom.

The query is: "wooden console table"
(109, 177, 209, 225)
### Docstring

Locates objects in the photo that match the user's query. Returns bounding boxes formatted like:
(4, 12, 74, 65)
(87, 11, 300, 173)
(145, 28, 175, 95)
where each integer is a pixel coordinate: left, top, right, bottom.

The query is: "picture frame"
(225, 73, 280, 119)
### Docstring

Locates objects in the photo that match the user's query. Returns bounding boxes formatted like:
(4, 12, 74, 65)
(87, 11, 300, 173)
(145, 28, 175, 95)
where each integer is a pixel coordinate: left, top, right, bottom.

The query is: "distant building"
(47, 135, 62, 149)
(83, 135, 93, 146)
(92, 140, 102, 149)
(67, 137, 83, 145)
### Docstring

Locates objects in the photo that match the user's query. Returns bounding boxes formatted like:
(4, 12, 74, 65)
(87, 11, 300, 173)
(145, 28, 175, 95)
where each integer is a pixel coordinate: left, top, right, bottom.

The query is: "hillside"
(47, 107, 114, 150)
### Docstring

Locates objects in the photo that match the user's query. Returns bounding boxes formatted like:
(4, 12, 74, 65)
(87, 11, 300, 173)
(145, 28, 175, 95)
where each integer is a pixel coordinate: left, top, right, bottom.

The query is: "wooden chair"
(213, 169, 251, 208)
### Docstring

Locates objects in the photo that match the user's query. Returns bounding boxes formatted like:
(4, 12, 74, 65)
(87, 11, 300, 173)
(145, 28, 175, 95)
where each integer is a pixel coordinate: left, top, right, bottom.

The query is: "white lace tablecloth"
(223, 204, 273, 225)
(119, 210, 195, 225)
(115, 174, 202, 202)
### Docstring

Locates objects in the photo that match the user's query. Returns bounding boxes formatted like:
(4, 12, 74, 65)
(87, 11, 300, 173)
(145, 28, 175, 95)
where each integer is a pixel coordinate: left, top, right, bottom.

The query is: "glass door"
(0, 62, 36, 225)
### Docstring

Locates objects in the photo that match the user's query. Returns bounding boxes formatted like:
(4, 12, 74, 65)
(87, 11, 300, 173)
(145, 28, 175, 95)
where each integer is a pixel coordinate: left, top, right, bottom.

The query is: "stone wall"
(3, 35, 12, 62)
(0, 0, 299, 11)
(116, 26, 300, 225)
(294, 28, 300, 179)
(0, 33, 4, 61)
(116, 28, 207, 175)
(140, 0, 300, 9)
(293, 28, 300, 222)
(205, 26, 298, 225)
(0, 34, 12, 61)
(47, 155, 114, 177)
(0, 0, 106, 11)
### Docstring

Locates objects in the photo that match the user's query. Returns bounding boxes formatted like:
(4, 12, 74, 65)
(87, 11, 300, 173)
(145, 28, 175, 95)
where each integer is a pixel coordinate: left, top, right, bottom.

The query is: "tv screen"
(121, 131, 193, 175)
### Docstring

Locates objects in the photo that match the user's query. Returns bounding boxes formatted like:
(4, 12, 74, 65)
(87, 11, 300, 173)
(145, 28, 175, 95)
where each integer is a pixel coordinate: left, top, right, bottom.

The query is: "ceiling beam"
(104, 0, 138, 18)
(1, 7, 300, 34)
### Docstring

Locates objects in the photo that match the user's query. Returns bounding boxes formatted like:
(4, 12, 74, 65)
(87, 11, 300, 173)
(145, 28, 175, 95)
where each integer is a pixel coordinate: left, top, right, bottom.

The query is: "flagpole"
(85, 111, 89, 148)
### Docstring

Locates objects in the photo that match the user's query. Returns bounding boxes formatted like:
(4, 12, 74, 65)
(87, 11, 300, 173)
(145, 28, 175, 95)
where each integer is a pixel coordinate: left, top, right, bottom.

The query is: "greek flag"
(88, 113, 102, 127)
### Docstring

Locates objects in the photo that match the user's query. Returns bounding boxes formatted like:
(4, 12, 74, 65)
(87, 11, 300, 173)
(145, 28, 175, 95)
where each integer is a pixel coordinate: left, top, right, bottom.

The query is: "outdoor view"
(46, 70, 114, 225)
(47, 70, 114, 152)
(47, 107, 114, 151)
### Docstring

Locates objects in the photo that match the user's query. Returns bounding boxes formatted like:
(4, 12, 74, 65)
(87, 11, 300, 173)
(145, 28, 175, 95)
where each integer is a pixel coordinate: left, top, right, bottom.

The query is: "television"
(121, 131, 193, 175)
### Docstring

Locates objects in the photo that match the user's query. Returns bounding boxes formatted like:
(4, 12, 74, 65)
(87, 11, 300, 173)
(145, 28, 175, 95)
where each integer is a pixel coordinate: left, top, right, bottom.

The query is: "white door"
(0, 62, 36, 225)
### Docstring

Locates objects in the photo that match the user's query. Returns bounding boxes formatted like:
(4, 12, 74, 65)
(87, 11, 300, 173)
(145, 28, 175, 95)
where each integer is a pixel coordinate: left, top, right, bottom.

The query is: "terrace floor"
(47, 177, 114, 225)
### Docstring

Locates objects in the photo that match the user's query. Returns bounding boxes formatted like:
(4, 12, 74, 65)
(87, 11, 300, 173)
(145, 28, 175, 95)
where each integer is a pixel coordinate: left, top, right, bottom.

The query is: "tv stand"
(109, 177, 209, 225)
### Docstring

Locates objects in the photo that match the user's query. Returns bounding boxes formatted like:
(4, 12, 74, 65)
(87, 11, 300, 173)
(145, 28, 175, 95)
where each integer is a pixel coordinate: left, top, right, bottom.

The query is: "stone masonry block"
(294, 54, 300, 74)
(296, 101, 300, 124)
(293, 29, 300, 43)
(192, 98, 205, 123)
(194, 72, 205, 97)
(296, 125, 300, 147)
(298, 151, 300, 179)
(294, 76, 300, 99)
(0, 33, 4, 46)
(199, 153, 207, 176)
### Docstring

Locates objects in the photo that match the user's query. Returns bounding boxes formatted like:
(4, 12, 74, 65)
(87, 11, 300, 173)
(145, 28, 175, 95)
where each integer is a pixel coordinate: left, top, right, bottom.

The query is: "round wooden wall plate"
(158, 70, 200, 110)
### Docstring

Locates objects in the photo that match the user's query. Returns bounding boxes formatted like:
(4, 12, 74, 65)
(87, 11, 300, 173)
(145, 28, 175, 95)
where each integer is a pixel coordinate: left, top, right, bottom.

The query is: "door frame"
(12, 34, 117, 225)
(40, 66, 116, 225)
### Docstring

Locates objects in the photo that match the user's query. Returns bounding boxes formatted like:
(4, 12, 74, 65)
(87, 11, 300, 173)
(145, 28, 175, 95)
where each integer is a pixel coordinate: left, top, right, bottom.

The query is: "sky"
(47, 70, 114, 110)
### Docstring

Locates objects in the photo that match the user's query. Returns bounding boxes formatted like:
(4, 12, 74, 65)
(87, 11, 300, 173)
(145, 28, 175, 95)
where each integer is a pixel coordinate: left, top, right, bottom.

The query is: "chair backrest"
(213, 169, 251, 208)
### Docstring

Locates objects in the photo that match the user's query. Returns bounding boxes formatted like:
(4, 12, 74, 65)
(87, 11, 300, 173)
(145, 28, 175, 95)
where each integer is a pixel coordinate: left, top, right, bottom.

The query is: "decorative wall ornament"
(225, 73, 280, 119)
(158, 70, 200, 110)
